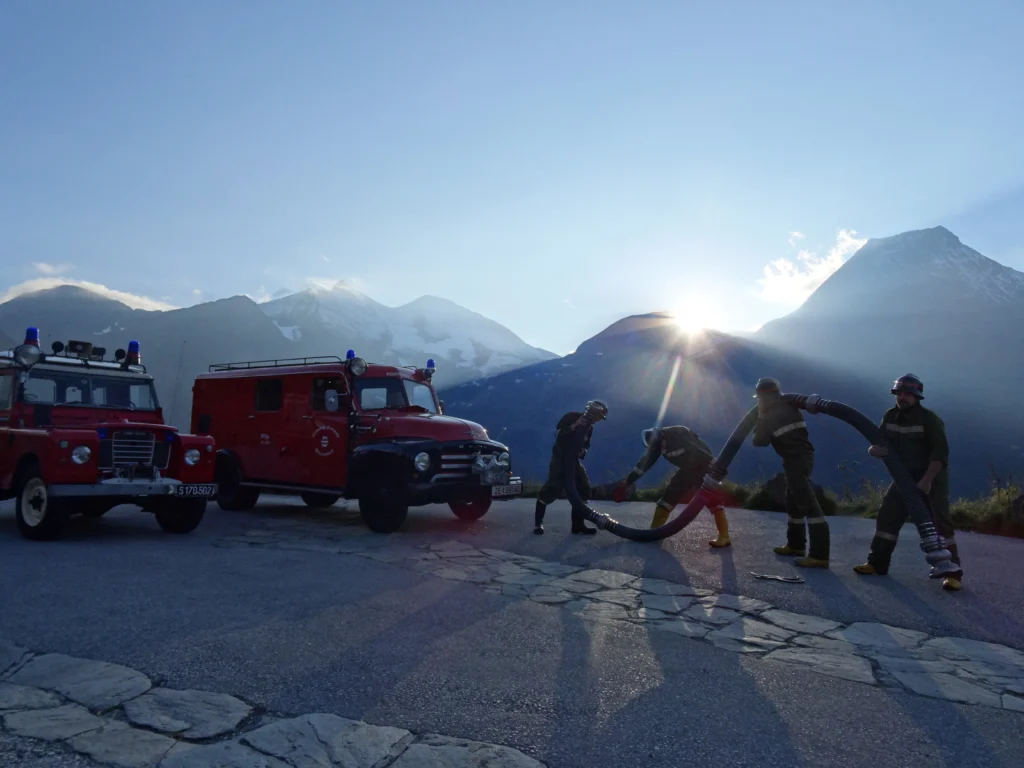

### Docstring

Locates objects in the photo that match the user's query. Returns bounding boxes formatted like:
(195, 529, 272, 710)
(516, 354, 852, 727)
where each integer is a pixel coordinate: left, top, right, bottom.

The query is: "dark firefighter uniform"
(622, 426, 731, 547)
(855, 374, 961, 590)
(752, 378, 831, 567)
(534, 400, 608, 535)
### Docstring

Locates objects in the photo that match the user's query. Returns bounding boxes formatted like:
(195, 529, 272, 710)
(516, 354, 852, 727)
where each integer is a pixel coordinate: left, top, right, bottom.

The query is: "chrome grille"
(111, 431, 156, 467)
(433, 452, 474, 481)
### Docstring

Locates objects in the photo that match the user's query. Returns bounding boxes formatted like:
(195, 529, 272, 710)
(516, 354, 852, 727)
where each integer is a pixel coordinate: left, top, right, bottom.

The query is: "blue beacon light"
(426, 358, 435, 371)
(24, 327, 40, 346)
(346, 349, 356, 360)
(126, 340, 141, 365)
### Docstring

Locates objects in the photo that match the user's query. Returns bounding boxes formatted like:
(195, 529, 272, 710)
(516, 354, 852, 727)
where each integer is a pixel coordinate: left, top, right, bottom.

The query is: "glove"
(612, 483, 632, 503)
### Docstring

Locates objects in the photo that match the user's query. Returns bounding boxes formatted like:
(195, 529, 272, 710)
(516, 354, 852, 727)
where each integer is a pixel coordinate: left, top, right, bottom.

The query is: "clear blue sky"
(2, 1, 1022, 354)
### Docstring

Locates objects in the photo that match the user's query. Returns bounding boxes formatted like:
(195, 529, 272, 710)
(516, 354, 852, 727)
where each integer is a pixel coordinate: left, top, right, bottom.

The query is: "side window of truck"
(312, 377, 345, 411)
(255, 379, 283, 411)
(0, 374, 11, 410)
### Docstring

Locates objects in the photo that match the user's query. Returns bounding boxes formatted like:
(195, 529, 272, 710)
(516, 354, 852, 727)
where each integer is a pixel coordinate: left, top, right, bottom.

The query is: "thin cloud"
(787, 232, 805, 248)
(33, 262, 74, 276)
(758, 229, 867, 306)
(0, 278, 177, 311)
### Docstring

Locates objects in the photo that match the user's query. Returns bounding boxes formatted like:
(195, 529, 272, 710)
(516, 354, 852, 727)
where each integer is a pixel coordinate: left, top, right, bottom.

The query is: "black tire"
(301, 492, 341, 508)
(15, 465, 69, 541)
(155, 499, 206, 534)
(358, 484, 409, 533)
(216, 457, 260, 511)
(449, 492, 492, 521)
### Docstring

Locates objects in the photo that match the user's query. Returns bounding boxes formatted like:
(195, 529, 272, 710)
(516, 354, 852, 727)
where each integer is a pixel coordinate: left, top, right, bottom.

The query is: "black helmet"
(642, 428, 658, 447)
(891, 374, 924, 399)
(753, 377, 781, 398)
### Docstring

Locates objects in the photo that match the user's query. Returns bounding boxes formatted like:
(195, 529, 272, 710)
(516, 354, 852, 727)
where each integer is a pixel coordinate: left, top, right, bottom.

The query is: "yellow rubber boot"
(942, 577, 963, 591)
(708, 508, 731, 548)
(795, 556, 829, 569)
(649, 505, 670, 528)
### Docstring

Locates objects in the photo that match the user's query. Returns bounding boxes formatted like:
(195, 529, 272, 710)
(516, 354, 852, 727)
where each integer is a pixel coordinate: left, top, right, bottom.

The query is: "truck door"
(298, 374, 350, 490)
(249, 377, 285, 481)
(0, 373, 13, 489)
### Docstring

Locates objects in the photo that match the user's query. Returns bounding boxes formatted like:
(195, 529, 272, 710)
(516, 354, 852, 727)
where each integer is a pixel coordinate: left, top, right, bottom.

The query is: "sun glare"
(668, 296, 723, 334)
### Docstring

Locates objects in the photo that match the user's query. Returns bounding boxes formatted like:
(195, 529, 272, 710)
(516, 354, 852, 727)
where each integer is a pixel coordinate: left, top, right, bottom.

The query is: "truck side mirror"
(325, 389, 340, 412)
(438, 400, 445, 414)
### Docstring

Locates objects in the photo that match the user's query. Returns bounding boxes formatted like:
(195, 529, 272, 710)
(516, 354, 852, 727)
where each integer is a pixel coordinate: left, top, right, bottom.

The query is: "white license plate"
(491, 483, 522, 497)
(176, 484, 216, 497)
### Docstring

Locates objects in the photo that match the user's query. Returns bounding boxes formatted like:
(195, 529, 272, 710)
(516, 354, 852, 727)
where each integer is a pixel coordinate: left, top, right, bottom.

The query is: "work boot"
(942, 577, 963, 591)
(795, 557, 829, 569)
(533, 500, 545, 535)
(708, 508, 731, 548)
(773, 545, 804, 556)
(649, 505, 670, 529)
(853, 562, 888, 575)
(571, 509, 596, 535)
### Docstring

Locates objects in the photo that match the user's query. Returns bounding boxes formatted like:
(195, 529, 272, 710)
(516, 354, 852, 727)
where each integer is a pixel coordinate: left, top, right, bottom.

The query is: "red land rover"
(0, 328, 216, 540)
(191, 352, 523, 532)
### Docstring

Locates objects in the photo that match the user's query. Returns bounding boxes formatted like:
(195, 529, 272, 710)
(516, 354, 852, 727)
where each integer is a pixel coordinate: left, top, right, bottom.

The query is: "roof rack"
(0, 350, 148, 375)
(208, 356, 346, 372)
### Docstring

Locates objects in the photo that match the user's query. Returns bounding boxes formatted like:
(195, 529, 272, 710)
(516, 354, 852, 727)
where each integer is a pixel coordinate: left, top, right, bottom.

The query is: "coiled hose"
(561, 392, 959, 579)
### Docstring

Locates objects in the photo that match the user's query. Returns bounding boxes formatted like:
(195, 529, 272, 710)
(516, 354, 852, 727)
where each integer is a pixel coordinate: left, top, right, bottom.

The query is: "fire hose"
(562, 392, 961, 579)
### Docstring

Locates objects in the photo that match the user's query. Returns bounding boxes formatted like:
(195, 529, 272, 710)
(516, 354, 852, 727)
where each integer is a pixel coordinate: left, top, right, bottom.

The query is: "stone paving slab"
(123, 688, 253, 739)
(6, 654, 152, 711)
(222, 528, 1024, 716)
(0, 643, 550, 767)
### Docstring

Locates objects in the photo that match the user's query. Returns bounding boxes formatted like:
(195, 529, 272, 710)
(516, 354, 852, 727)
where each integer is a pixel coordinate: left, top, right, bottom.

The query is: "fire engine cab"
(191, 352, 523, 533)
(0, 328, 216, 540)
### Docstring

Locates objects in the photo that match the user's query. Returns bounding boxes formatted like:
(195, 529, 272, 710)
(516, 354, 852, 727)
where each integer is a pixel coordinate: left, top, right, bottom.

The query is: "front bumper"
(407, 475, 523, 506)
(48, 478, 217, 499)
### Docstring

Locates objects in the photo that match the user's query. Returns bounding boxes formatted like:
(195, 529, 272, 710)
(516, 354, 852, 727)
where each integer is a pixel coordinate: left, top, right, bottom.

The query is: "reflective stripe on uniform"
(885, 424, 925, 434)
(807, 516, 828, 524)
(875, 531, 899, 541)
(632, 464, 646, 477)
(773, 421, 806, 437)
(665, 447, 687, 458)
(656, 499, 673, 511)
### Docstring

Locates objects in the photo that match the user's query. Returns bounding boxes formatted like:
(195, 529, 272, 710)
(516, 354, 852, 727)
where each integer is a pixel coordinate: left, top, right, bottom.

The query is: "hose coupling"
(702, 474, 724, 491)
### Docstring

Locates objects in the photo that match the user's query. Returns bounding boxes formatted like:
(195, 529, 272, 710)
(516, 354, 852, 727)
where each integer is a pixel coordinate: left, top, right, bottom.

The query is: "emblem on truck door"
(313, 425, 341, 457)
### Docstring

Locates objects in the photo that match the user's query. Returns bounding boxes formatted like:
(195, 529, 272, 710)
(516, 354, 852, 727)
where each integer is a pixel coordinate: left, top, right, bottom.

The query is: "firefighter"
(854, 374, 962, 591)
(752, 377, 831, 568)
(533, 399, 608, 535)
(613, 426, 731, 547)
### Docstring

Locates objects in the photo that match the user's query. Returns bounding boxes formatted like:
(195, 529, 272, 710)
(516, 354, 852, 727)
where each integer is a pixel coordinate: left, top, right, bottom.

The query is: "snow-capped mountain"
(0, 282, 556, 427)
(260, 281, 557, 379)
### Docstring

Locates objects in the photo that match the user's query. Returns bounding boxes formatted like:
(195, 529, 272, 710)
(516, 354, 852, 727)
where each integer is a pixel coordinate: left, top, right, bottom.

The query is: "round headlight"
(414, 452, 431, 472)
(71, 445, 92, 464)
(497, 452, 510, 466)
(184, 448, 201, 466)
(349, 357, 368, 376)
(13, 344, 42, 367)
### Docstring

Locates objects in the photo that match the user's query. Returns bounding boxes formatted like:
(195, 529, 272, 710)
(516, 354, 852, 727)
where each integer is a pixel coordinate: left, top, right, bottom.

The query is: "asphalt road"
(2, 495, 1023, 768)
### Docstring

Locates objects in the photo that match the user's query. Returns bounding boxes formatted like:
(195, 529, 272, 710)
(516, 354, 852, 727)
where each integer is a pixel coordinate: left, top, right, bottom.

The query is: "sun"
(667, 296, 723, 334)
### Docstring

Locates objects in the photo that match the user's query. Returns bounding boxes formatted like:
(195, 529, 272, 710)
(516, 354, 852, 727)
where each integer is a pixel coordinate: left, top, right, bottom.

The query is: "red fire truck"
(0, 328, 216, 540)
(191, 352, 522, 532)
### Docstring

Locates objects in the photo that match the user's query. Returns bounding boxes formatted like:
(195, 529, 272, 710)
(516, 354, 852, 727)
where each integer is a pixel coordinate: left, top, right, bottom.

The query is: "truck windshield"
(354, 377, 438, 414)
(21, 369, 159, 410)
